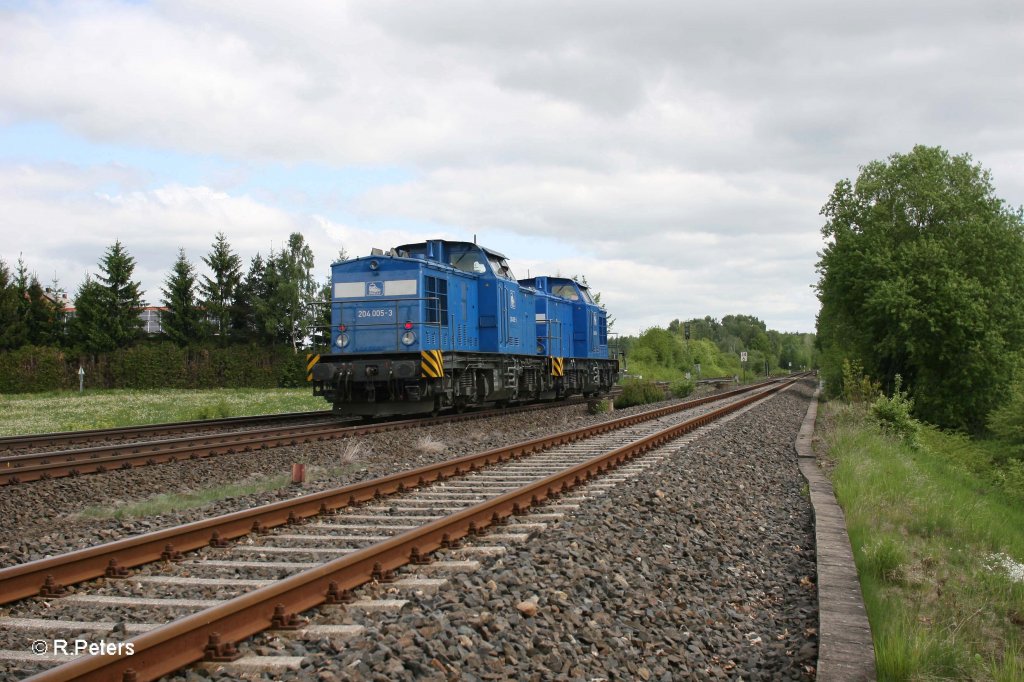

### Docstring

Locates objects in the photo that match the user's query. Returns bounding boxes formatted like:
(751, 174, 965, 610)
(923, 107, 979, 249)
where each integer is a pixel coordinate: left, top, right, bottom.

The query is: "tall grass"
(822, 402, 1024, 680)
(0, 388, 327, 436)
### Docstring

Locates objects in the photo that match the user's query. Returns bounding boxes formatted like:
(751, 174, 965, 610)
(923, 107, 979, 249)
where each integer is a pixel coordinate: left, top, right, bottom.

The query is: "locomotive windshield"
(448, 248, 487, 274)
(551, 283, 581, 301)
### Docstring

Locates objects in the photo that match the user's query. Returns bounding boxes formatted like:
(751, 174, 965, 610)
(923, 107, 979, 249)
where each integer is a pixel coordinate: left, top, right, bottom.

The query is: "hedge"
(0, 343, 309, 392)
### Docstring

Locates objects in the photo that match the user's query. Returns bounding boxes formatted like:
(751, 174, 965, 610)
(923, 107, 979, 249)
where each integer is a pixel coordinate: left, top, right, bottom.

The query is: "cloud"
(359, 165, 828, 246)
(2, 0, 1023, 335)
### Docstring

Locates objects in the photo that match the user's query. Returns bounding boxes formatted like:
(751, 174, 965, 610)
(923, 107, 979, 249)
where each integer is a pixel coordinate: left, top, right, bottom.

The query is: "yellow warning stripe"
(305, 353, 320, 382)
(550, 356, 564, 377)
(420, 350, 444, 379)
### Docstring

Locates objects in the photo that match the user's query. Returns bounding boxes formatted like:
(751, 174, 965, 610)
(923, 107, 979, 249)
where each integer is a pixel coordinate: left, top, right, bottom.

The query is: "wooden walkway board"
(796, 387, 877, 681)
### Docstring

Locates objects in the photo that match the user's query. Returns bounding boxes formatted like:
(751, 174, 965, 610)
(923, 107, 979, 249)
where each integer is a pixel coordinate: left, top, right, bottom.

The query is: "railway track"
(0, 395, 618, 486)
(0, 377, 800, 681)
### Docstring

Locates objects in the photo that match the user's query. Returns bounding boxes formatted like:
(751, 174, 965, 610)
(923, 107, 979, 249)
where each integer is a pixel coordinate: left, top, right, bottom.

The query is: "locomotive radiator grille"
(420, 350, 444, 378)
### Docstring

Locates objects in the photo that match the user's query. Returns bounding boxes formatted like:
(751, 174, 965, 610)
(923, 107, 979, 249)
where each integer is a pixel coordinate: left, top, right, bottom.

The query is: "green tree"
(234, 253, 270, 343)
(26, 277, 61, 346)
(815, 145, 1024, 430)
(268, 233, 317, 352)
(71, 241, 145, 352)
(161, 249, 206, 347)
(0, 259, 27, 350)
(200, 232, 243, 346)
(12, 258, 64, 347)
(68, 276, 109, 353)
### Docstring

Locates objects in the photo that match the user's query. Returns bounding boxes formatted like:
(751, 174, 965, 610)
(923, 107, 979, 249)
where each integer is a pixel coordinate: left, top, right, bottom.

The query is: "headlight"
(336, 333, 350, 348)
(401, 331, 416, 346)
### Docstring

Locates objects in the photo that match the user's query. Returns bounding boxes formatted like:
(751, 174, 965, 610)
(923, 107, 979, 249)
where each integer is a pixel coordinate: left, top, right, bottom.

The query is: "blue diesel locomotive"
(311, 239, 618, 417)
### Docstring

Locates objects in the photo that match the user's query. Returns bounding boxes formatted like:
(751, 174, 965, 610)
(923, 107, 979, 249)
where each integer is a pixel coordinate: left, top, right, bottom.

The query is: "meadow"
(0, 387, 327, 436)
(820, 402, 1024, 680)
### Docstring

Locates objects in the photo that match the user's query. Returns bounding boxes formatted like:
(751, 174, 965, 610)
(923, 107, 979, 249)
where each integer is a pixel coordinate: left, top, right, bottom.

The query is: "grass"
(76, 458, 367, 520)
(77, 475, 293, 520)
(819, 402, 1024, 681)
(0, 387, 328, 436)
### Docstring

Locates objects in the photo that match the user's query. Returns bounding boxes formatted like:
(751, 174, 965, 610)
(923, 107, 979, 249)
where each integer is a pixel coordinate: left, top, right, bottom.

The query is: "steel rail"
(0, 394, 613, 486)
(24, 377, 801, 682)
(0, 380, 780, 605)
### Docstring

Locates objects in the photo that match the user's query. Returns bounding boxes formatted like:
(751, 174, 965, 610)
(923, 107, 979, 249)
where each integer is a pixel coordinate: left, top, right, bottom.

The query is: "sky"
(1, 1, 1022, 336)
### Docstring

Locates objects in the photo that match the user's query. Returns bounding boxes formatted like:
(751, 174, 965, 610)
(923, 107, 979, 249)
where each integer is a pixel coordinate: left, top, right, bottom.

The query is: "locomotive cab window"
(425, 276, 449, 326)
(449, 248, 487, 274)
(551, 284, 580, 301)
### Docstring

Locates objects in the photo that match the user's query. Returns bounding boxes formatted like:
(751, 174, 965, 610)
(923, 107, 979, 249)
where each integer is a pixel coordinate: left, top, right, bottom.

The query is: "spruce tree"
(200, 232, 242, 346)
(25, 276, 61, 346)
(0, 259, 27, 350)
(69, 276, 109, 353)
(73, 241, 144, 352)
(161, 249, 206, 347)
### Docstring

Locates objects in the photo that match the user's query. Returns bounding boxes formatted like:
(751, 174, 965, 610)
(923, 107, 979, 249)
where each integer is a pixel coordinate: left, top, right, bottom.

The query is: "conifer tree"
(234, 253, 268, 342)
(72, 241, 144, 352)
(0, 259, 26, 350)
(68, 276, 108, 353)
(200, 232, 242, 346)
(25, 276, 61, 346)
(161, 249, 206, 347)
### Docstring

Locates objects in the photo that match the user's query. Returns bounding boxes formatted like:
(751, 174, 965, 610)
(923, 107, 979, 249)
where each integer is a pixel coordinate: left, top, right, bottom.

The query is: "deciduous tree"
(815, 145, 1024, 430)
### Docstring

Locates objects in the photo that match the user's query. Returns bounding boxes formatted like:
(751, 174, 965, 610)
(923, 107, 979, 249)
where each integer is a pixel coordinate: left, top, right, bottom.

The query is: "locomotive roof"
(395, 240, 508, 260)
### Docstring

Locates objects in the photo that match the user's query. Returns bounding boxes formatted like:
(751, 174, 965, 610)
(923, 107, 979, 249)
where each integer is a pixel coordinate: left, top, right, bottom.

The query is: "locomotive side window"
(488, 255, 516, 280)
(425, 276, 449, 326)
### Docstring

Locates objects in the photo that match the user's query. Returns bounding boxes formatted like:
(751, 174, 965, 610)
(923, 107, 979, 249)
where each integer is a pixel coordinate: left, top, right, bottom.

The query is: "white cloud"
(1, 0, 1022, 335)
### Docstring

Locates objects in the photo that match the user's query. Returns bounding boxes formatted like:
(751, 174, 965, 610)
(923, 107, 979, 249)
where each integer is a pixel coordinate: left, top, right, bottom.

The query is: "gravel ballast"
(1, 381, 820, 681)
(191, 380, 819, 681)
(0, 391, 723, 568)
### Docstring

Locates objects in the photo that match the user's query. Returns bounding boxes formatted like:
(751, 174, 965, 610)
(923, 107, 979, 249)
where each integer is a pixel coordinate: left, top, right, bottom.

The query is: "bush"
(670, 379, 694, 398)
(0, 342, 306, 391)
(995, 458, 1024, 501)
(871, 374, 921, 448)
(615, 379, 666, 408)
(988, 376, 1024, 446)
(842, 358, 880, 403)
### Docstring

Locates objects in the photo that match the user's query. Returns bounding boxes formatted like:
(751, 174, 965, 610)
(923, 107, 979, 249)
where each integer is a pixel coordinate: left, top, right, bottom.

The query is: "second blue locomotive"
(311, 239, 618, 416)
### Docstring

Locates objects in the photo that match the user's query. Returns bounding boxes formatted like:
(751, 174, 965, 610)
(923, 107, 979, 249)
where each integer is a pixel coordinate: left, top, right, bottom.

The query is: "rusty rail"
(0, 395, 612, 486)
(24, 377, 801, 682)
